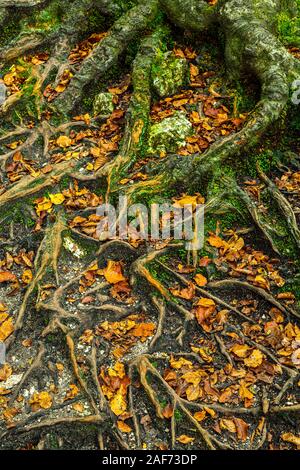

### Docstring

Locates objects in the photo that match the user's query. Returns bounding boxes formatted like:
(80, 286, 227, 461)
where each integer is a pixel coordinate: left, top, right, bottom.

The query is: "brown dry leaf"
(220, 418, 236, 433)
(162, 403, 174, 419)
(117, 420, 132, 433)
(277, 292, 295, 301)
(234, 417, 249, 442)
(0, 364, 12, 382)
(177, 435, 195, 444)
(170, 282, 195, 300)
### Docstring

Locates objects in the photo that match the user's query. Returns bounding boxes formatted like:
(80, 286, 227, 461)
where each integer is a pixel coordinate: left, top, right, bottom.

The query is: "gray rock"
(93, 92, 114, 116)
(147, 111, 193, 155)
(0, 82, 7, 105)
(152, 52, 188, 98)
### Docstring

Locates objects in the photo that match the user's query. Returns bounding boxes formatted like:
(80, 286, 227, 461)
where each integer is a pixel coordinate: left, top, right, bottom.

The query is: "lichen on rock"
(152, 51, 188, 98)
(147, 111, 193, 155)
(93, 92, 114, 116)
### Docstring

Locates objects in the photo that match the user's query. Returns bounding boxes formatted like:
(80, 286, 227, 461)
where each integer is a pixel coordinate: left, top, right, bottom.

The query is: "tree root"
(257, 165, 300, 250)
(54, 0, 159, 115)
(207, 279, 300, 320)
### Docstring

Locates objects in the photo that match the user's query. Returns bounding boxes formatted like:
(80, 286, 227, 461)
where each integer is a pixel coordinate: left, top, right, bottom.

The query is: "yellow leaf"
(56, 135, 72, 148)
(207, 234, 224, 248)
(231, 344, 250, 358)
(196, 297, 215, 307)
(35, 197, 52, 215)
(220, 418, 236, 433)
(0, 318, 14, 341)
(110, 390, 127, 416)
(132, 323, 156, 341)
(86, 162, 94, 171)
(170, 357, 193, 370)
(239, 381, 254, 400)
(65, 384, 79, 400)
(22, 269, 33, 285)
(108, 362, 125, 379)
(244, 349, 263, 368)
(186, 384, 201, 401)
(29, 391, 52, 410)
(203, 406, 216, 418)
(49, 193, 65, 205)
(39, 391, 53, 409)
(56, 363, 64, 373)
(173, 194, 205, 208)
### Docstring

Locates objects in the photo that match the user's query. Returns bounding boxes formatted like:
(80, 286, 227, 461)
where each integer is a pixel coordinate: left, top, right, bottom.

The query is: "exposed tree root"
(208, 279, 300, 320)
(0, 0, 299, 452)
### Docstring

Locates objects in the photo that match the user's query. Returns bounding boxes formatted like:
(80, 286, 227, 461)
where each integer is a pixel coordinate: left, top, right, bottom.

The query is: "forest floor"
(0, 5, 300, 451)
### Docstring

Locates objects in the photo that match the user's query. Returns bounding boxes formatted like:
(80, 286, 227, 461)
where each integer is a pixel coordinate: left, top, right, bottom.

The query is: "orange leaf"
(100, 260, 126, 284)
(117, 420, 132, 433)
(177, 435, 194, 444)
(194, 273, 207, 287)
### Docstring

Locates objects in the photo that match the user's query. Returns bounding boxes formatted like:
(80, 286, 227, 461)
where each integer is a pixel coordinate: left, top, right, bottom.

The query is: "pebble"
(0, 82, 6, 105)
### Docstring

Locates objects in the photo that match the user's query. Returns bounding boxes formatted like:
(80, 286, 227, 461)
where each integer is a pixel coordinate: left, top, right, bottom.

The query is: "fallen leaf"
(99, 260, 126, 284)
(117, 420, 132, 433)
(177, 435, 194, 444)
(194, 273, 208, 287)
(56, 135, 72, 148)
(244, 349, 263, 368)
(0, 364, 12, 381)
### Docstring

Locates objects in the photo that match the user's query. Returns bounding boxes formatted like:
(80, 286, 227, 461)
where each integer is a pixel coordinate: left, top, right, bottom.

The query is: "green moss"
(20, 0, 63, 34)
(277, 1, 300, 45)
(174, 409, 183, 421)
(152, 52, 188, 98)
(147, 112, 193, 155)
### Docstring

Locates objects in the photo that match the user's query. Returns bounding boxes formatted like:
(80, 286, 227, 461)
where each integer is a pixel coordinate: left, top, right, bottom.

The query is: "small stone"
(152, 52, 188, 98)
(147, 111, 193, 155)
(93, 92, 114, 116)
(0, 82, 7, 105)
